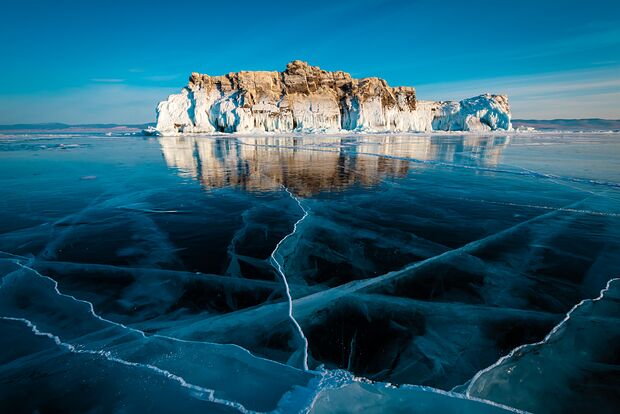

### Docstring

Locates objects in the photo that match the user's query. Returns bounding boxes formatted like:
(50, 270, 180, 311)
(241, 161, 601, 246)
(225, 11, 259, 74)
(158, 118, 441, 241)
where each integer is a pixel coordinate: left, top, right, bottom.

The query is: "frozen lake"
(1, 132, 619, 413)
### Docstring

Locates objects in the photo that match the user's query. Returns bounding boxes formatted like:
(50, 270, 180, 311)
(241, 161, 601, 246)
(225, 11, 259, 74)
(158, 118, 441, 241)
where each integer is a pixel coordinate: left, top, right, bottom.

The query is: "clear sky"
(1, 0, 619, 123)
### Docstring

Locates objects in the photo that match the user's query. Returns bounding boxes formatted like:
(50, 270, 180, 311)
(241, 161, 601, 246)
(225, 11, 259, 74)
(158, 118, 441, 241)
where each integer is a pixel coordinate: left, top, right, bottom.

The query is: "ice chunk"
(432, 95, 512, 132)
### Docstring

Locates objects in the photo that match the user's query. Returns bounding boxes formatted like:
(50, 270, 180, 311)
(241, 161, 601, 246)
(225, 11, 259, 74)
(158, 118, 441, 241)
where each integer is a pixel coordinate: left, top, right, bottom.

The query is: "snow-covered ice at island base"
(153, 92, 512, 136)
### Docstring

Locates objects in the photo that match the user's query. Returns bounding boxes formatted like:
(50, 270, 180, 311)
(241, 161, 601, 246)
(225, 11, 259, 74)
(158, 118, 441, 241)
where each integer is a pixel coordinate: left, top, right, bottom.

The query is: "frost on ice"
(151, 61, 512, 135)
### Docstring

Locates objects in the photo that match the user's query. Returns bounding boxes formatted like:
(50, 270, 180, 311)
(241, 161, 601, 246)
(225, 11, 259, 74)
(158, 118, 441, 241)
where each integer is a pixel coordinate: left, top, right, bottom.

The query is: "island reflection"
(159, 135, 509, 196)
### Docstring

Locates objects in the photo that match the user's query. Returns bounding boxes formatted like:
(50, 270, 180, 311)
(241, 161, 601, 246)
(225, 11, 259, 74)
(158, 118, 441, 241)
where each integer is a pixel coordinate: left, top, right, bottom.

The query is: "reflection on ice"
(159, 135, 510, 196)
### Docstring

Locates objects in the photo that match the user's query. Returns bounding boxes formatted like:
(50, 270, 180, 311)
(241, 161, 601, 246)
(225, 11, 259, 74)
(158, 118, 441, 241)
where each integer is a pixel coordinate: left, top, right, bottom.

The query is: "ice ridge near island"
(153, 60, 512, 135)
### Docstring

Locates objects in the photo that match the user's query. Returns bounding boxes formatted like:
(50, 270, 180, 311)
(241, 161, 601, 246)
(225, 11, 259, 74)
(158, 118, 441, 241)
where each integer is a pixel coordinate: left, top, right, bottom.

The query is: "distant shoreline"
(511, 119, 620, 131)
(0, 122, 154, 133)
(2, 119, 619, 133)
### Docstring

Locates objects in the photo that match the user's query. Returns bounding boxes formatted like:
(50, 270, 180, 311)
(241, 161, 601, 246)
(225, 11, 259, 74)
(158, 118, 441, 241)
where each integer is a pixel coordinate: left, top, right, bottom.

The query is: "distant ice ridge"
(151, 61, 512, 135)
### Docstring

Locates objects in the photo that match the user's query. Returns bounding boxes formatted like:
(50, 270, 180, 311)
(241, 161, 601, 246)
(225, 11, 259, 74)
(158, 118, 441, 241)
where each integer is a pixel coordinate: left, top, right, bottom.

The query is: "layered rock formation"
(153, 61, 511, 135)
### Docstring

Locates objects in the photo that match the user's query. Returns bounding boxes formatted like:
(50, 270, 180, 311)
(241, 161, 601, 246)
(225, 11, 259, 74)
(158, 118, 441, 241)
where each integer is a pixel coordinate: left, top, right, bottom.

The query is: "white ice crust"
(154, 88, 511, 136)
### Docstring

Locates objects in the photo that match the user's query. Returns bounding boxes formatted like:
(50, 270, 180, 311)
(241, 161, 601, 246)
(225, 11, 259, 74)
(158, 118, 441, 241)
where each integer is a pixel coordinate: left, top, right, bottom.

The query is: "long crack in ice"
(7, 261, 303, 375)
(172, 193, 599, 342)
(464, 276, 620, 396)
(0, 316, 252, 413)
(269, 186, 310, 371)
(458, 197, 620, 217)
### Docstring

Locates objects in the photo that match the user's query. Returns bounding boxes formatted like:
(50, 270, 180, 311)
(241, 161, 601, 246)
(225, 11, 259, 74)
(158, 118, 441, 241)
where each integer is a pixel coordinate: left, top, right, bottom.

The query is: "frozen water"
(309, 379, 526, 414)
(1, 131, 619, 413)
(465, 277, 620, 414)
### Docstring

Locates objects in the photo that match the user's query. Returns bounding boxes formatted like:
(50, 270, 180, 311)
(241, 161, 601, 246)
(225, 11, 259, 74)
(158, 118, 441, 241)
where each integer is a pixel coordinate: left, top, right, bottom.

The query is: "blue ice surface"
(1, 131, 619, 413)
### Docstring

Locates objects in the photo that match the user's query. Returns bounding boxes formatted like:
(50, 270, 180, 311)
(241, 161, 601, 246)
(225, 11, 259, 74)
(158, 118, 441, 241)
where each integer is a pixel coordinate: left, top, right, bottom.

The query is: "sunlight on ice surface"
(1, 132, 619, 413)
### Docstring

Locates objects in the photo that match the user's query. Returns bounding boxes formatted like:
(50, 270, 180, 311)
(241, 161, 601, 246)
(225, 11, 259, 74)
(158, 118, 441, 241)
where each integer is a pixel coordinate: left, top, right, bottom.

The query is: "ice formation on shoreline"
(152, 61, 512, 135)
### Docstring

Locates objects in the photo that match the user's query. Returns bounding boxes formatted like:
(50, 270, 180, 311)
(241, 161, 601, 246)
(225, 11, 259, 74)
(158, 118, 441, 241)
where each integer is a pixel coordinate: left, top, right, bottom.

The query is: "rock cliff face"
(154, 61, 511, 135)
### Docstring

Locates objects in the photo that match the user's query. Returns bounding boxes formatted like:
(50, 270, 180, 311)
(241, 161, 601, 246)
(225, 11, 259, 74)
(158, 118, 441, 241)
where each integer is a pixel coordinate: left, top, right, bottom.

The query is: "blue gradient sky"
(1, 0, 619, 123)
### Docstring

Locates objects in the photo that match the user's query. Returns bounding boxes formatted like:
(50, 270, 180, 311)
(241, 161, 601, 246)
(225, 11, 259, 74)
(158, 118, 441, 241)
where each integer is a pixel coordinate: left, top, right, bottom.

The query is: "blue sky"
(1, 0, 618, 123)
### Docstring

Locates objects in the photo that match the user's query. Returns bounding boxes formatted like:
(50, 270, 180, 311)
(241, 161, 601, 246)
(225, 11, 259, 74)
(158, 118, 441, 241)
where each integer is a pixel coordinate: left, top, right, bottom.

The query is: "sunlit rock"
(153, 61, 512, 135)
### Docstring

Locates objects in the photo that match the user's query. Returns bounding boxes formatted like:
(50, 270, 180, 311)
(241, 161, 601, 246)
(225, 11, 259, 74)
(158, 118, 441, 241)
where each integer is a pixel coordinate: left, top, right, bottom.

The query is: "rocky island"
(153, 60, 512, 135)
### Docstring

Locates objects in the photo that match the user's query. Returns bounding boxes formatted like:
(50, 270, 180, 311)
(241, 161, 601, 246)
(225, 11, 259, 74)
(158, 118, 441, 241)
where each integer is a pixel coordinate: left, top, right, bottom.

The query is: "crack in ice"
(174, 193, 599, 342)
(298, 193, 598, 299)
(458, 197, 620, 217)
(464, 276, 620, 397)
(6, 261, 305, 378)
(269, 186, 310, 371)
(0, 316, 252, 414)
(0, 250, 29, 260)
